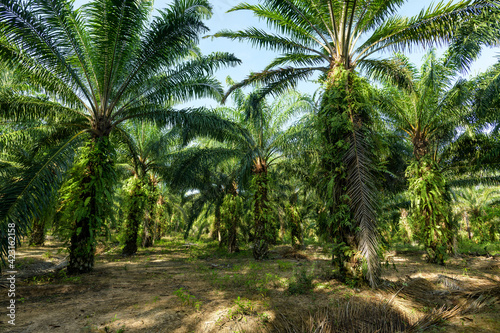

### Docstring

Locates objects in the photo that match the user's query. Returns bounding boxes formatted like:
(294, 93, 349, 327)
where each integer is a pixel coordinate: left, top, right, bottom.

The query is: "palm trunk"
(408, 147, 450, 265)
(464, 211, 472, 240)
(29, 217, 45, 246)
(213, 202, 222, 244)
(318, 67, 380, 285)
(122, 177, 144, 256)
(400, 208, 412, 243)
(67, 137, 115, 275)
(142, 178, 158, 248)
(153, 196, 165, 241)
(68, 213, 95, 274)
(227, 181, 239, 254)
(289, 205, 302, 250)
(252, 158, 269, 260)
(142, 212, 153, 248)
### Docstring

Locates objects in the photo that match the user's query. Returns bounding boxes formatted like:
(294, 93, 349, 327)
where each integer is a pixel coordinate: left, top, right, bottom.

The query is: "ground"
(1, 237, 499, 333)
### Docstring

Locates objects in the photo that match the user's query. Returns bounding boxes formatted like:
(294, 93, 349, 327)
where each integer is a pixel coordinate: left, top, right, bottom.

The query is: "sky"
(73, 0, 500, 106)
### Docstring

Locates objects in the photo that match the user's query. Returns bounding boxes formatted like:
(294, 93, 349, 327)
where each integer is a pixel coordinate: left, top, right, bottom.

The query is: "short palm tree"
(220, 81, 315, 259)
(213, 0, 497, 286)
(0, 0, 239, 273)
(166, 136, 240, 245)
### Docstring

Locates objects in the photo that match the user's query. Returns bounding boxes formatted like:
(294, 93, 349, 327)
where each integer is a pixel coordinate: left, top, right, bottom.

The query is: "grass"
(458, 239, 500, 255)
(288, 266, 314, 295)
(202, 259, 288, 297)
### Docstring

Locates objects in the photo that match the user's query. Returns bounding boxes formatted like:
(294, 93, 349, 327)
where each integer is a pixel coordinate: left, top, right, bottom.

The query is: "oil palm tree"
(376, 50, 473, 263)
(0, 0, 240, 273)
(116, 121, 183, 255)
(169, 79, 315, 258)
(218, 80, 315, 259)
(0, 60, 64, 260)
(213, 0, 497, 286)
(453, 186, 500, 242)
(166, 136, 240, 244)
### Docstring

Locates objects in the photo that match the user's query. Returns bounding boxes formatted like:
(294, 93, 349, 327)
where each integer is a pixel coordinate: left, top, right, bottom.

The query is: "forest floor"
(1, 237, 500, 333)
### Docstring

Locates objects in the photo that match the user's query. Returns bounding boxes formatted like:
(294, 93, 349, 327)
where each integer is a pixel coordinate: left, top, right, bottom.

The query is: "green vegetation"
(175, 287, 202, 311)
(287, 267, 314, 295)
(1, 0, 499, 306)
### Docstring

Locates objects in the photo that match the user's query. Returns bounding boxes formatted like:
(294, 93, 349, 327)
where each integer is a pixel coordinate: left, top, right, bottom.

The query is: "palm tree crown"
(215, 0, 497, 97)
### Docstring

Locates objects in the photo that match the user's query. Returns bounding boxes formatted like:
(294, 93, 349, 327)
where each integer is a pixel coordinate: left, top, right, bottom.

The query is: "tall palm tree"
(169, 79, 315, 258)
(116, 121, 182, 255)
(213, 0, 497, 286)
(0, 0, 240, 273)
(376, 50, 470, 263)
(378, 50, 500, 263)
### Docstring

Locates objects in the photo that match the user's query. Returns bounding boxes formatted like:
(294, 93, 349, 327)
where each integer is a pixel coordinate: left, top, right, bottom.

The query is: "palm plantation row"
(1, 0, 499, 288)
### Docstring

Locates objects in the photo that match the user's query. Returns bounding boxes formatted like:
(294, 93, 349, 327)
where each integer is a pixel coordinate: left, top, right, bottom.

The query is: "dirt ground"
(1, 238, 499, 333)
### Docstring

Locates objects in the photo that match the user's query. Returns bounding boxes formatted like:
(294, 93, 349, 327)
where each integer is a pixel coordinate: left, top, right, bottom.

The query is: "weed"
(228, 296, 255, 320)
(317, 264, 336, 280)
(276, 260, 293, 271)
(194, 300, 202, 312)
(231, 264, 242, 272)
(234, 296, 255, 314)
(174, 288, 202, 311)
(288, 267, 314, 295)
(249, 261, 263, 271)
(344, 292, 354, 300)
(61, 274, 81, 283)
(259, 312, 270, 324)
(226, 296, 270, 328)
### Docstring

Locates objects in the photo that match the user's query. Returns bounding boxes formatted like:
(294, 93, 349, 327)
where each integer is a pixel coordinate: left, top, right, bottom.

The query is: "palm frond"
(360, 57, 415, 92)
(0, 130, 85, 261)
(356, 1, 498, 62)
(223, 66, 324, 103)
(344, 126, 380, 287)
(445, 9, 500, 72)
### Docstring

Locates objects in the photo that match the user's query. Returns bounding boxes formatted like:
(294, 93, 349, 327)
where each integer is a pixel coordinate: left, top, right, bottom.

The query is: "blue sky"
(74, 0, 499, 106)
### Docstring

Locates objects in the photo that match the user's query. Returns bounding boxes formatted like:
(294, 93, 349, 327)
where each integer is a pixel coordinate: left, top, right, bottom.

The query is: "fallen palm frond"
(437, 274, 463, 290)
(272, 278, 500, 333)
(271, 296, 456, 333)
(385, 277, 450, 308)
(454, 285, 500, 315)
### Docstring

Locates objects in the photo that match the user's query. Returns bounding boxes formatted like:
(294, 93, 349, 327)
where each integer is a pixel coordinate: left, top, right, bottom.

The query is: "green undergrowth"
(457, 239, 500, 256)
(203, 260, 288, 297)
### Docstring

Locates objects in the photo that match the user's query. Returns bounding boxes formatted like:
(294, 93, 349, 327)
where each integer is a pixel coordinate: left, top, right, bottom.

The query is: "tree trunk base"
(29, 218, 45, 246)
(252, 240, 268, 260)
(122, 241, 137, 256)
(68, 233, 94, 275)
(142, 235, 153, 248)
